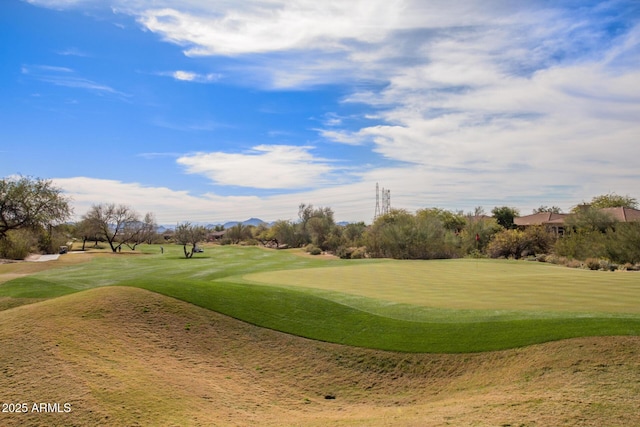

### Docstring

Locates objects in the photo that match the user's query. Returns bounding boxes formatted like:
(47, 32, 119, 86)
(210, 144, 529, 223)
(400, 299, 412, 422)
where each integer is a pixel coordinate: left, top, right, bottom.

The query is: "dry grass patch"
(0, 286, 638, 426)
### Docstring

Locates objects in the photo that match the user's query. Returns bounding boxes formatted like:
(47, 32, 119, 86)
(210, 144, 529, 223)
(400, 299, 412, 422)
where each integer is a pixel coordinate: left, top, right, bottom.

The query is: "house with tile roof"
(514, 212, 569, 236)
(514, 207, 640, 237)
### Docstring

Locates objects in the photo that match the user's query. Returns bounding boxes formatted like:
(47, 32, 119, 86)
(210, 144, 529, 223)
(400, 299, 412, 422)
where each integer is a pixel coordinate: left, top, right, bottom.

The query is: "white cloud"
(136, 1, 403, 56)
(318, 129, 366, 146)
(170, 70, 220, 82)
(53, 176, 376, 224)
(54, 177, 268, 224)
(176, 145, 337, 189)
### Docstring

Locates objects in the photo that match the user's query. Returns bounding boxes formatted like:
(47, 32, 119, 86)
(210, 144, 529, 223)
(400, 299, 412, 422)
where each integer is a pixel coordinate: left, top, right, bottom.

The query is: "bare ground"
(0, 286, 638, 427)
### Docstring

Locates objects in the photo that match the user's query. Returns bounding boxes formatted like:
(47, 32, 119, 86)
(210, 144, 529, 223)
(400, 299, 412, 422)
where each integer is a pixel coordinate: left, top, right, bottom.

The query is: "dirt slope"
(0, 286, 638, 426)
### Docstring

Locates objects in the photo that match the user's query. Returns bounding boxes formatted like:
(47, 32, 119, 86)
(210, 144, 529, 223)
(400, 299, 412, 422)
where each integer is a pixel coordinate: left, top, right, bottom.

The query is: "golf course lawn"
(241, 258, 640, 320)
(1, 245, 639, 353)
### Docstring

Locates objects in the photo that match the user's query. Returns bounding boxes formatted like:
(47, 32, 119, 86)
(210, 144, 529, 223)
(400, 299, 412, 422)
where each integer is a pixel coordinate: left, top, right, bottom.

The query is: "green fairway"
(1, 245, 639, 352)
(242, 259, 640, 320)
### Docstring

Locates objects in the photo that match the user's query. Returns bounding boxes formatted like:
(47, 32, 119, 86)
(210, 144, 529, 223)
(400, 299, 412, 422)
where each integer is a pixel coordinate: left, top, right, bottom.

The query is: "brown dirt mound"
(0, 286, 638, 426)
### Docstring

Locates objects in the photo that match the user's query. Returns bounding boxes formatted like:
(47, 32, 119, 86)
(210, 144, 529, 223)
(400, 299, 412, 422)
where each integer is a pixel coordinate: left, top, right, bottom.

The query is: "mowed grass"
(242, 259, 640, 320)
(1, 245, 639, 353)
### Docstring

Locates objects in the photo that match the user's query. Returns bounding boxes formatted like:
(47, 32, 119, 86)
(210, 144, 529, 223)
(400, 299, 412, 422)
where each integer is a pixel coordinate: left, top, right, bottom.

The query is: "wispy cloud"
(55, 47, 90, 57)
(21, 64, 129, 97)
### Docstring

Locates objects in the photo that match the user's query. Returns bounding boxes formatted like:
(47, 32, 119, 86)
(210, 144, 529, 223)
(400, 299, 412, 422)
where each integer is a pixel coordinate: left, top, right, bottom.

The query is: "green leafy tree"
(533, 205, 563, 214)
(589, 193, 638, 209)
(366, 209, 412, 258)
(605, 222, 640, 264)
(342, 222, 367, 247)
(565, 206, 616, 234)
(226, 223, 254, 244)
(554, 206, 614, 260)
(491, 206, 519, 229)
(296, 204, 336, 249)
(460, 215, 501, 255)
(366, 209, 456, 259)
(0, 176, 71, 240)
(417, 208, 466, 232)
(269, 220, 296, 248)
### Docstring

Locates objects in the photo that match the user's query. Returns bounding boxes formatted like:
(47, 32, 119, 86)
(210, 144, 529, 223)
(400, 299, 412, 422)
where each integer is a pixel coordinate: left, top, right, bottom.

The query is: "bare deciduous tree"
(123, 212, 158, 250)
(174, 222, 207, 258)
(83, 203, 140, 253)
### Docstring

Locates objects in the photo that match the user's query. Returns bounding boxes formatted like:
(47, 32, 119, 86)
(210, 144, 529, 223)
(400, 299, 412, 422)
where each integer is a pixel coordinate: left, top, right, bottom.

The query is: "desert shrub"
(366, 209, 453, 259)
(544, 254, 568, 265)
(335, 246, 353, 259)
(350, 247, 367, 259)
(0, 229, 38, 260)
(304, 244, 322, 255)
(600, 260, 618, 271)
(486, 229, 524, 259)
(521, 226, 554, 256)
(336, 245, 367, 259)
(565, 259, 582, 268)
(585, 258, 601, 270)
(486, 226, 554, 259)
(459, 217, 501, 255)
(536, 254, 547, 262)
(466, 249, 485, 259)
(621, 263, 640, 271)
(604, 222, 640, 264)
(38, 228, 69, 254)
(554, 230, 607, 260)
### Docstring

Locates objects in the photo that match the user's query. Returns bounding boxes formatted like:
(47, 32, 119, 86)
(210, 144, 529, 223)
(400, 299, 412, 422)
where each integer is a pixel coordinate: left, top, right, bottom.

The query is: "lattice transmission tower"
(374, 183, 391, 221)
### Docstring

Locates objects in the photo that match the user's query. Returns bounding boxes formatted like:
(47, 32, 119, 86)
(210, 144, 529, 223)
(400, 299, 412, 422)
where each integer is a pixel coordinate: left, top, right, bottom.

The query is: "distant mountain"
(220, 218, 268, 229)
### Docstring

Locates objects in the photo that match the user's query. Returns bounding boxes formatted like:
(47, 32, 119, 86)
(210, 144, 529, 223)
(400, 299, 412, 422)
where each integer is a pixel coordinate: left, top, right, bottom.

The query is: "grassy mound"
(1, 286, 639, 427)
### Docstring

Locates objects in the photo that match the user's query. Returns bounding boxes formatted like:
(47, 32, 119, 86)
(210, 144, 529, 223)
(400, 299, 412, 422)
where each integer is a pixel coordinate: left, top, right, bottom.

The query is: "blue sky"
(1, 0, 639, 224)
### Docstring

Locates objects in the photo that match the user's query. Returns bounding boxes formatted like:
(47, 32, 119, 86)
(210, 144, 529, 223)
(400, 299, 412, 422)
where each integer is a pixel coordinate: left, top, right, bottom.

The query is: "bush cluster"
(0, 229, 36, 260)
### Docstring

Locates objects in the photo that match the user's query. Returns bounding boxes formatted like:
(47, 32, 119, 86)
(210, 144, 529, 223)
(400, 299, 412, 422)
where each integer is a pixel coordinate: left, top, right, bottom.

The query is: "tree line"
(1, 176, 638, 266)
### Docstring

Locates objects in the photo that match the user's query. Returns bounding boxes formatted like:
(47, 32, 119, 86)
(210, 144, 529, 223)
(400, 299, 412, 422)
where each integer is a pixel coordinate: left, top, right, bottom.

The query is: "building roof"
(514, 207, 640, 227)
(514, 212, 568, 226)
(599, 207, 640, 222)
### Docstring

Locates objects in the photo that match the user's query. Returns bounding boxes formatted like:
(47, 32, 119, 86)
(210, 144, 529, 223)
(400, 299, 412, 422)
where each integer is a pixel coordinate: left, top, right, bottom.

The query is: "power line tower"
(374, 183, 391, 221)
(382, 188, 390, 215)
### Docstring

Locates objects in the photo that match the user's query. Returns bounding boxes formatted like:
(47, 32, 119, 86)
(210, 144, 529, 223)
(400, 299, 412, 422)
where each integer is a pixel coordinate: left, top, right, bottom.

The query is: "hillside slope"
(1, 286, 638, 426)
